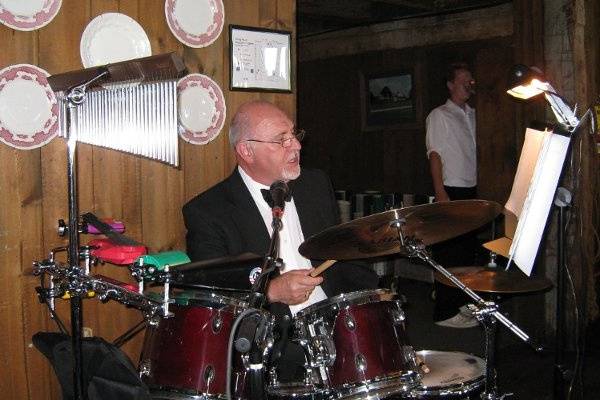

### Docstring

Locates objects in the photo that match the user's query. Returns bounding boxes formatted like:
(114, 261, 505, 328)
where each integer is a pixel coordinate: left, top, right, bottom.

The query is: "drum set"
(33, 200, 551, 400)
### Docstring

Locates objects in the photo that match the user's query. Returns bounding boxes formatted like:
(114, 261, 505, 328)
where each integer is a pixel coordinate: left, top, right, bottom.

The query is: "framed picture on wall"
(361, 70, 417, 131)
(229, 25, 292, 92)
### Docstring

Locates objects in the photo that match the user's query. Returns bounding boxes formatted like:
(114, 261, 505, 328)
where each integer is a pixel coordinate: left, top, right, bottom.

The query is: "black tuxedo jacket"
(182, 167, 379, 317)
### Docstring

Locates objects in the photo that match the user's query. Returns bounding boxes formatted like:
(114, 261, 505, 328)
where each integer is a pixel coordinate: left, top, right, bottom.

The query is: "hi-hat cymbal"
(435, 266, 553, 294)
(299, 200, 501, 261)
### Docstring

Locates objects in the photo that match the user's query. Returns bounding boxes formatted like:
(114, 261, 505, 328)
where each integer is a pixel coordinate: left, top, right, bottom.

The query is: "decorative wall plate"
(0, 64, 59, 149)
(177, 73, 226, 145)
(165, 0, 224, 48)
(0, 0, 61, 31)
(80, 12, 151, 68)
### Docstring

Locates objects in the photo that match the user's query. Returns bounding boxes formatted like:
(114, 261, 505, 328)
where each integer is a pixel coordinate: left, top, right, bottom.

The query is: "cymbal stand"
(399, 236, 542, 399)
(62, 69, 109, 400)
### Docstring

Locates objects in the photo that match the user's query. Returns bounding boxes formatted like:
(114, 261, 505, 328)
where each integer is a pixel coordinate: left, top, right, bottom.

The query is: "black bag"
(32, 332, 151, 400)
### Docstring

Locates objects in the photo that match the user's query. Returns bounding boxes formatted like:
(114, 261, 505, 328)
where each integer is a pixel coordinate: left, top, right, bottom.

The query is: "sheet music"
(505, 128, 547, 220)
(508, 129, 570, 275)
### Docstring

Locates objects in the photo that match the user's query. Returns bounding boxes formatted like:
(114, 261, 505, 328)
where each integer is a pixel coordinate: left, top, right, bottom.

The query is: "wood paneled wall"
(298, 38, 516, 204)
(0, 1, 295, 398)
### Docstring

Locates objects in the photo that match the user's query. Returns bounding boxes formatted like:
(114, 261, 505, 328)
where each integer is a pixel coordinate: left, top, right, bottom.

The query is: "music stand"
(501, 64, 581, 399)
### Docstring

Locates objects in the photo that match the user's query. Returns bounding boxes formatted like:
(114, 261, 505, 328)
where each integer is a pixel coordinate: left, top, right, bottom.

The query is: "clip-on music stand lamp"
(506, 64, 580, 400)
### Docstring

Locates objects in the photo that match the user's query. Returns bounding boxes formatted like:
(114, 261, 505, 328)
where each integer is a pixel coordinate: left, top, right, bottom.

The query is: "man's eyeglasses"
(245, 129, 305, 148)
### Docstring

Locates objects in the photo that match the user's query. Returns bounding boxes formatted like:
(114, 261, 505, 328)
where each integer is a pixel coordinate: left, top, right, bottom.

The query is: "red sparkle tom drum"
(294, 289, 419, 399)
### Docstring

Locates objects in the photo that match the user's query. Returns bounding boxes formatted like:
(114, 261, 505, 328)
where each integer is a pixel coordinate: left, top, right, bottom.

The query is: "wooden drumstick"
(310, 260, 337, 277)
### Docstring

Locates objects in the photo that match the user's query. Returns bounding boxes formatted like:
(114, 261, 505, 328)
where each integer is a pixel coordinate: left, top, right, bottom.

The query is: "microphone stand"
(249, 211, 283, 308)
(234, 207, 284, 400)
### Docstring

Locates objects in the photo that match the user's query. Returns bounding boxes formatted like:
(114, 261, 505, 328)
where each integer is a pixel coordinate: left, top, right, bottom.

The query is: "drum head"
(296, 289, 395, 320)
(413, 350, 485, 396)
(169, 289, 249, 308)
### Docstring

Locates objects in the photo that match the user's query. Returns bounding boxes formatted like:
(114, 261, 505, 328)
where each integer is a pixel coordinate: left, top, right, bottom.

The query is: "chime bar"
(47, 53, 186, 166)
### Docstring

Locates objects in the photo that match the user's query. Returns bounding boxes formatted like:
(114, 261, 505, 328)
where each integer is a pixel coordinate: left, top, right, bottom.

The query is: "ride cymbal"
(435, 266, 553, 294)
(299, 200, 501, 260)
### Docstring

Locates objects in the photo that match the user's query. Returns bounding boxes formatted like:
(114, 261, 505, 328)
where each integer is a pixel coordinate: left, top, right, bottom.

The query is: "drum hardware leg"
(34, 285, 69, 335)
(470, 302, 516, 400)
(69, 294, 85, 400)
(112, 319, 147, 348)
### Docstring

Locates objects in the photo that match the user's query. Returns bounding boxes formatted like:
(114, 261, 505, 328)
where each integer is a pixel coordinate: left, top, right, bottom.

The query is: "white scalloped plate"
(165, 0, 224, 48)
(177, 73, 226, 145)
(0, 0, 61, 31)
(80, 12, 151, 68)
(0, 64, 59, 149)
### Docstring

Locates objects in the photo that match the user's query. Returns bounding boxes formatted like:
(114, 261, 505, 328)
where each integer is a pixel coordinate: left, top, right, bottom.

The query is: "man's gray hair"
(229, 110, 250, 147)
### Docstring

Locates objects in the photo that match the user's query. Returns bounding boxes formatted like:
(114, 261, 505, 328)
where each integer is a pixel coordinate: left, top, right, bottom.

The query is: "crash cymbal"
(435, 266, 553, 294)
(299, 200, 501, 261)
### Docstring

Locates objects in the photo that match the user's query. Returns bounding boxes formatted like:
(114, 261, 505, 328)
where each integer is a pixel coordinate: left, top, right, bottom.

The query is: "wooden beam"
(373, 0, 434, 10)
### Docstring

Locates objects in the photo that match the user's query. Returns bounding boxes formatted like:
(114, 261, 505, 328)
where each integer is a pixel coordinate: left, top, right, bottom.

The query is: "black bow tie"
(260, 184, 293, 208)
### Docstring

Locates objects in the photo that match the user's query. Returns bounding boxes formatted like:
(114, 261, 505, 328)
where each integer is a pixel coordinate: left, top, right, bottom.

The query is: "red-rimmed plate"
(0, 0, 61, 31)
(177, 73, 226, 145)
(165, 0, 224, 48)
(0, 64, 59, 150)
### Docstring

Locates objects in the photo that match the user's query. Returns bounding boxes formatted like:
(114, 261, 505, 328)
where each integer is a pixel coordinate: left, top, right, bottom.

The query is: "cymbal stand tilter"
(390, 218, 543, 400)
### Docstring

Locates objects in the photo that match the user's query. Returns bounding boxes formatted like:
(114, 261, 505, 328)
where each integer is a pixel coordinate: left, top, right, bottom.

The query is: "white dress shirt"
(238, 167, 327, 315)
(425, 99, 477, 187)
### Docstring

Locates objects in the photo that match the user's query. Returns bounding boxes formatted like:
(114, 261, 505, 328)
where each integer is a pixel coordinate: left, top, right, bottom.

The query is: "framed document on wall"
(229, 25, 292, 92)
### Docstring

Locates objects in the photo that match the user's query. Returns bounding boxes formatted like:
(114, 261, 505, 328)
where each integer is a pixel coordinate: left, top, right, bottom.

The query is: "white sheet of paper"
(508, 130, 570, 275)
(505, 128, 547, 220)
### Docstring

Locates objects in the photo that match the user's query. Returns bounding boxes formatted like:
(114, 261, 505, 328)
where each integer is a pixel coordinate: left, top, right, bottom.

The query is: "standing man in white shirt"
(426, 62, 477, 203)
(425, 62, 479, 328)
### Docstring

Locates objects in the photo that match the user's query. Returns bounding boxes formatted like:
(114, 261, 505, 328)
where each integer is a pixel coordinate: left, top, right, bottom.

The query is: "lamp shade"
(506, 64, 546, 100)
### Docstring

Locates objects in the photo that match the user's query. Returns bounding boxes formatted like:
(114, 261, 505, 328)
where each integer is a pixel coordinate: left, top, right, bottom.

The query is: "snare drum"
(294, 289, 419, 400)
(139, 291, 271, 399)
(410, 350, 485, 399)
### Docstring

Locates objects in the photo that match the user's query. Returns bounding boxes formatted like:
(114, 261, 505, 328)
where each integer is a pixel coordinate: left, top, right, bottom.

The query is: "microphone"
(466, 80, 476, 95)
(270, 180, 289, 212)
(260, 180, 291, 220)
